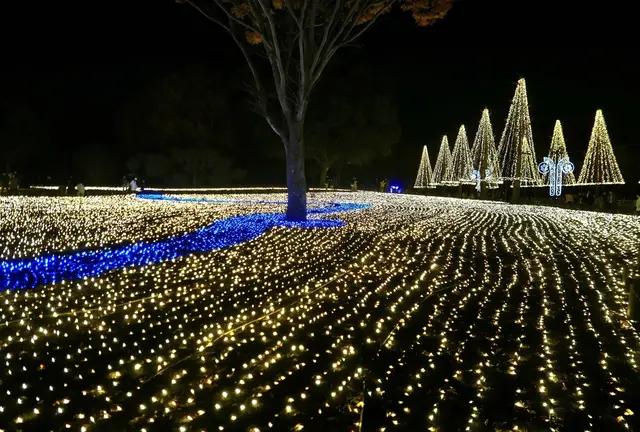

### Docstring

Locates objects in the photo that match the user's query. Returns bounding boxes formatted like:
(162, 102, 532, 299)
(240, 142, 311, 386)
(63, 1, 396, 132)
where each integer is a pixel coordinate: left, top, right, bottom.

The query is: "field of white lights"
(1, 191, 639, 431)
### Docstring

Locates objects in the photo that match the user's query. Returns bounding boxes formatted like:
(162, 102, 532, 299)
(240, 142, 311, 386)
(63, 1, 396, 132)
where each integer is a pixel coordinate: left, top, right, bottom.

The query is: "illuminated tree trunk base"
(285, 121, 307, 222)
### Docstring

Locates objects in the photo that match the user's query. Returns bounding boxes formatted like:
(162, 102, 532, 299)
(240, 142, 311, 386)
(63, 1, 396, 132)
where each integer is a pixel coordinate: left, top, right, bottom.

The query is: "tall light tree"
(414, 145, 435, 188)
(498, 78, 541, 201)
(433, 135, 453, 185)
(450, 124, 474, 184)
(471, 108, 500, 197)
(543, 120, 576, 186)
(176, 0, 453, 220)
(577, 110, 625, 185)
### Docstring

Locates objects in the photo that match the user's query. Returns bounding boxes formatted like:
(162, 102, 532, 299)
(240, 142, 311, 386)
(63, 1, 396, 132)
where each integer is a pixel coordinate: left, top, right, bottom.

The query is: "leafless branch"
(184, 0, 230, 31)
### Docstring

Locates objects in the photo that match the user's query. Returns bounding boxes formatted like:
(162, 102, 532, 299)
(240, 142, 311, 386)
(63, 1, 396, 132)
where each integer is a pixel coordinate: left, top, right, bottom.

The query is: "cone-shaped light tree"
(498, 78, 541, 201)
(450, 125, 474, 184)
(471, 108, 501, 196)
(414, 145, 435, 188)
(176, 0, 453, 221)
(577, 110, 625, 185)
(543, 120, 576, 186)
(433, 135, 453, 184)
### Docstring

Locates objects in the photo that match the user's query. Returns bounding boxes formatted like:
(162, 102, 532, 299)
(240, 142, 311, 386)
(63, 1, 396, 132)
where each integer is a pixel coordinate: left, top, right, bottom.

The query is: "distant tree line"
(0, 60, 401, 188)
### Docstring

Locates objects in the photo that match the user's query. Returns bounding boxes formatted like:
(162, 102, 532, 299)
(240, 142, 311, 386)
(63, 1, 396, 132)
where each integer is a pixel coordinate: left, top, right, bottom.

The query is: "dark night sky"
(1, 0, 638, 186)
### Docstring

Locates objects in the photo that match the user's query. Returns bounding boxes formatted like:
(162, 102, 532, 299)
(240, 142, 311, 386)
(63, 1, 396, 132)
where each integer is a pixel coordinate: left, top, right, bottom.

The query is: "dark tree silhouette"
(306, 64, 401, 186)
(175, 0, 453, 220)
(116, 67, 245, 186)
(0, 104, 48, 174)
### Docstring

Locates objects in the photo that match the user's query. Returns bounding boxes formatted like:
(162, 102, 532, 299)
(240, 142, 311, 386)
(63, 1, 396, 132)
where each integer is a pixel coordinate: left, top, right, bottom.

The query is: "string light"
(544, 120, 576, 186)
(0, 196, 366, 290)
(449, 125, 474, 184)
(471, 108, 501, 189)
(29, 186, 351, 193)
(498, 78, 541, 185)
(577, 110, 625, 185)
(538, 157, 574, 197)
(414, 145, 436, 189)
(432, 135, 454, 185)
(0, 192, 639, 431)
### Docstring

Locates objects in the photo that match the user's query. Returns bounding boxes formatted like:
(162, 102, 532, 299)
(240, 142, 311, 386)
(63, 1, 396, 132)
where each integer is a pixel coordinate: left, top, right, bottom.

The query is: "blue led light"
(0, 196, 370, 291)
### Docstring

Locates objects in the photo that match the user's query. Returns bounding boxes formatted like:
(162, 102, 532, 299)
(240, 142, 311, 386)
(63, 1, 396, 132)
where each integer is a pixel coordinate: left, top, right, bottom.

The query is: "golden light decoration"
(414, 145, 436, 189)
(0, 192, 639, 431)
(544, 120, 576, 186)
(471, 108, 502, 187)
(432, 135, 454, 185)
(577, 109, 625, 185)
(449, 125, 475, 184)
(498, 78, 542, 185)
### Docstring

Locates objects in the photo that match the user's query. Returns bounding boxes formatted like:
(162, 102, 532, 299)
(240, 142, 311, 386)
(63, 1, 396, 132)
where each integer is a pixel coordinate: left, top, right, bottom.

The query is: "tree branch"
(184, 0, 230, 31)
(342, 0, 396, 46)
(227, 21, 285, 139)
(308, 0, 343, 78)
(205, 0, 266, 41)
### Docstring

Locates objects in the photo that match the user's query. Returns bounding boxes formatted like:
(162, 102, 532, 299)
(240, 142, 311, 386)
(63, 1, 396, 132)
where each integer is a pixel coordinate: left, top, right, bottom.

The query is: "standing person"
(66, 177, 74, 196)
(129, 178, 137, 193)
(351, 178, 358, 192)
(9, 173, 18, 195)
(0, 172, 7, 195)
(636, 194, 640, 215)
(76, 182, 85, 197)
(608, 190, 618, 213)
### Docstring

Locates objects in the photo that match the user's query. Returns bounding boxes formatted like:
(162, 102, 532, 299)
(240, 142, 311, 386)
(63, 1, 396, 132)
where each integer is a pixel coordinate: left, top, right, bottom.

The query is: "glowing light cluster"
(450, 125, 474, 184)
(433, 136, 453, 185)
(29, 186, 351, 192)
(471, 108, 501, 189)
(0, 195, 250, 260)
(498, 78, 541, 184)
(577, 109, 625, 185)
(1, 192, 639, 431)
(414, 145, 436, 188)
(539, 157, 575, 197)
(544, 120, 576, 186)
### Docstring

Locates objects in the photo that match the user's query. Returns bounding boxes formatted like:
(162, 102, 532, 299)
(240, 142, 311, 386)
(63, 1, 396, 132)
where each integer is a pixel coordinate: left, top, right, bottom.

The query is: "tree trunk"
(512, 135, 523, 203)
(284, 120, 307, 221)
(319, 164, 329, 187)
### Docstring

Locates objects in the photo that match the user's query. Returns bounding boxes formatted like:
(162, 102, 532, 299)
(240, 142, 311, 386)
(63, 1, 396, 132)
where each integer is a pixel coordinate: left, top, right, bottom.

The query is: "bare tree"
(176, 0, 453, 220)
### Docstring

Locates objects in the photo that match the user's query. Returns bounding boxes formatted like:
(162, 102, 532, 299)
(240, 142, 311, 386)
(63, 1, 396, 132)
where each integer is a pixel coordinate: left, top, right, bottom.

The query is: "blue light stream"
(0, 195, 369, 290)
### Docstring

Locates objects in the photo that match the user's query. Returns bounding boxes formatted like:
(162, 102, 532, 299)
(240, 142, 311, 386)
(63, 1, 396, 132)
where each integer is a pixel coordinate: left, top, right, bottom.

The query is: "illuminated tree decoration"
(433, 135, 453, 184)
(450, 125, 474, 184)
(414, 145, 436, 188)
(498, 78, 541, 185)
(577, 110, 625, 185)
(471, 108, 501, 188)
(544, 120, 576, 186)
(538, 156, 575, 197)
(472, 168, 492, 192)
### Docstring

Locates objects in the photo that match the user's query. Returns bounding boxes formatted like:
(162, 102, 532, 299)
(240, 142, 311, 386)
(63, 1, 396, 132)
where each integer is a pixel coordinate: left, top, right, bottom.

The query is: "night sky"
(1, 0, 638, 187)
